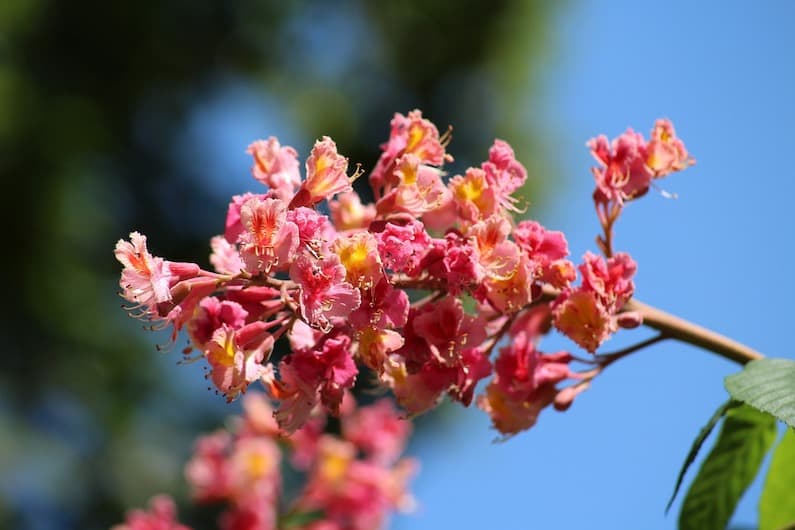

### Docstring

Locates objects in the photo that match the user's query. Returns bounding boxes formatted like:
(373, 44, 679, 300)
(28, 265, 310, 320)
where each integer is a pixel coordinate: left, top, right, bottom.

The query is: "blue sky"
(392, 2, 795, 529)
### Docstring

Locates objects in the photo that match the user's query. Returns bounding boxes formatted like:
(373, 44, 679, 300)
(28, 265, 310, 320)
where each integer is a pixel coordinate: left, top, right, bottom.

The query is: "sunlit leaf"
(666, 399, 739, 513)
(760, 429, 795, 530)
(725, 359, 795, 429)
(678, 404, 777, 530)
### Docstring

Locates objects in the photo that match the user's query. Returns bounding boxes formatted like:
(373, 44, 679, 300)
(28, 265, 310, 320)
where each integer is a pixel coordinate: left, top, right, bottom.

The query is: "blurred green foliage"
(0, 1, 559, 528)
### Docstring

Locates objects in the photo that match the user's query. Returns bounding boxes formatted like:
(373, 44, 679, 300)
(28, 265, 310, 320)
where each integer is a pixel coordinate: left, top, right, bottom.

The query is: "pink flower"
(588, 128, 652, 203)
(267, 336, 358, 432)
(187, 296, 248, 349)
(240, 391, 280, 438)
(478, 332, 575, 436)
(370, 110, 448, 198)
(382, 359, 452, 416)
(434, 233, 483, 294)
(646, 118, 695, 176)
(287, 207, 336, 257)
(552, 252, 638, 353)
(552, 290, 615, 353)
(348, 279, 409, 331)
(329, 191, 376, 232)
(513, 220, 575, 288)
(204, 322, 273, 401)
(375, 154, 448, 217)
(481, 139, 527, 211)
(450, 167, 498, 223)
(247, 137, 302, 199)
(374, 218, 431, 275)
(342, 399, 412, 465)
(356, 327, 405, 374)
(291, 136, 351, 208)
(477, 250, 534, 314)
(185, 430, 234, 503)
(224, 193, 267, 244)
(332, 231, 384, 289)
(112, 495, 191, 530)
(297, 436, 416, 530)
(210, 235, 245, 275)
(228, 436, 281, 499)
(290, 254, 361, 332)
(238, 197, 299, 274)
(514, 220, 569, 269)
(115, 231, 173, 310)
(410, 295, 487, 366)
(448, 347, 493, 407)
(579, 251, 636, 312)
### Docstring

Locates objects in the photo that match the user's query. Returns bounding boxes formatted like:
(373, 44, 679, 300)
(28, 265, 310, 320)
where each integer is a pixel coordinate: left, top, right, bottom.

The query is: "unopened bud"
(616, 311, 643, 329)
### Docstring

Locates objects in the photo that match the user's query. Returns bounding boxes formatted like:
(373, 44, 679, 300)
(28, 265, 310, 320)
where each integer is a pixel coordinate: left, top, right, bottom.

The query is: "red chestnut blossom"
(410, 295, 487, 366)
(374, 218, 431, 275)
(238, 196, 299, 274)
(342, 399, 412, 465)
(370, 109, 449, 198)
(112, 495, 191, 530)
(210, 235, 245, 275)
(287, 206, 336, 257)
(329, 191, 376, 231)
(297, 436, 416, 530)
(187, 296, 248, 349)
(478, 331, 576, 436)
(247, 137, 301, 200)
(646, 118, 695, 177)
(224, 192, 267, 244)
(481, 139, 528, 212)
(115, 112, 703, 530)
(477, 250, 534, 313)
(267, 335, 358, 433)
(553, 252, 638, 352)
(332, 231, 384, 289)
(375, 153, 448, 217)
(290, 254, 361, 332)
(579, 251, 636, 312)
(116, 112, 694, 456)
(185, 430, 235, 503)
(116, 231, 173, 311)
(348, 279, 409, 331)
(588, 128, 652, 203)
(450, 167, 498, 223)
(204, 322, 274, 401)
(416, 233, 482, 294)
(291, 136, 351, 208)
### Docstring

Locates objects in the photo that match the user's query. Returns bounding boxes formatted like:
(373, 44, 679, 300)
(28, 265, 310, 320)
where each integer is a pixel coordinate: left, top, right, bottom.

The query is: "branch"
(623, 298, 763, 365)
(540, 285, 763, 366)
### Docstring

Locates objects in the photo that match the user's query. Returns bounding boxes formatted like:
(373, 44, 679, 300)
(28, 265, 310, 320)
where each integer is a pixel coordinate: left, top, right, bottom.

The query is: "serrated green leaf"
(725, 359, 795, 429)
(666, 400, 739, 513)
(760, 429, 795, 530)
(678, 404, 777, 530)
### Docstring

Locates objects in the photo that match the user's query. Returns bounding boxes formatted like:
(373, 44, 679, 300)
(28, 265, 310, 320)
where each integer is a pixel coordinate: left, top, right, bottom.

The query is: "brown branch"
(540, 285, 763, 366)
(623, 298, 763, 365)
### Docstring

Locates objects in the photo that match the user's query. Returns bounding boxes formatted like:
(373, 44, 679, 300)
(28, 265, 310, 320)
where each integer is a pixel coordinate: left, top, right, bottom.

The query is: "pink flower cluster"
(116, 110, 693, 440)
(113, 393, 415, 530)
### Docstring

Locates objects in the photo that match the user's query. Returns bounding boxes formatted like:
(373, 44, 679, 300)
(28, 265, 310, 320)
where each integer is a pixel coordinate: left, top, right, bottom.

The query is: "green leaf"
(678, 404, 777, 530)
(666, 400, 739, 513)
(725, 359, 795, 429)
(280, 509, 325, 528)
(760, 429, 795, 530)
